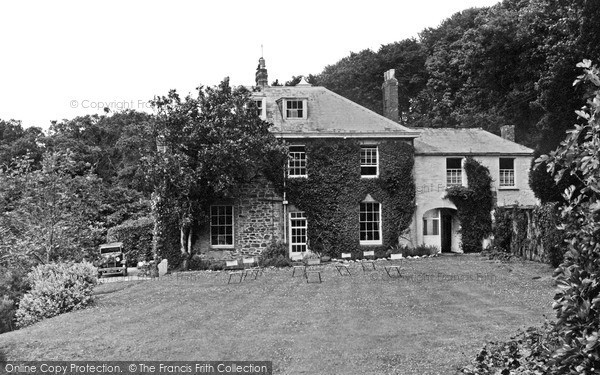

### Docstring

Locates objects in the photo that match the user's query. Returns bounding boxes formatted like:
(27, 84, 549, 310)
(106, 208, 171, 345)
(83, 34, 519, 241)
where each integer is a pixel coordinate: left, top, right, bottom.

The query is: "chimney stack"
(255, 57, 268, 87)
(382, 69, 399, 122)
(500, 125, 515, 142)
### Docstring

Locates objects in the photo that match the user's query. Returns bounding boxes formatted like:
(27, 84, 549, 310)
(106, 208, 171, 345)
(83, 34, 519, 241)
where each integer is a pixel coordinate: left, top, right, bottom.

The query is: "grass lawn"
(0, 254, 556, 375)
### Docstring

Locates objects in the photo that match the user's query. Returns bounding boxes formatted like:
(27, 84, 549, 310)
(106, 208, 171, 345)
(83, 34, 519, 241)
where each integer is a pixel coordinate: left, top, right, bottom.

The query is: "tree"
(0, 151, 103, 268)
(536, 59, 600, 373)
(144, 78, 286, 270)
(0, 119, 44, 170)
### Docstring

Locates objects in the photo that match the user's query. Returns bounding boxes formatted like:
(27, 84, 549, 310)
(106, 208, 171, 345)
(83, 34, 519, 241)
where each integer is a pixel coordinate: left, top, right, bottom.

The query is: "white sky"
(0, 0, 500, 131)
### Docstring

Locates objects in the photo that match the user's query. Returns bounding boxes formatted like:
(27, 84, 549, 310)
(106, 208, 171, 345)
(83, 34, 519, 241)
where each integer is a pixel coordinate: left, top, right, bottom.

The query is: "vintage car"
(97, 242, 127, 277)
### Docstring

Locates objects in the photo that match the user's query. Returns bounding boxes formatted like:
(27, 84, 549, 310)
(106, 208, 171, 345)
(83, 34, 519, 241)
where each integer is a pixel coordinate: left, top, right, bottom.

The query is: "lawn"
(0, 254, 556, 375)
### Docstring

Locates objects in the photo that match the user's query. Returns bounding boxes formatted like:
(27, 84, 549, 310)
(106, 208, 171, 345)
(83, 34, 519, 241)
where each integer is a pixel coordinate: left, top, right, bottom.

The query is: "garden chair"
(384, 253, 403, 277)
(225, 259, 243, 284)
(242, 257, 261, 280)
(304, 258, 322, 283)
(335, 252, 352, 276)
(291, 256, 306, 277)
(361, 250, 376, 272)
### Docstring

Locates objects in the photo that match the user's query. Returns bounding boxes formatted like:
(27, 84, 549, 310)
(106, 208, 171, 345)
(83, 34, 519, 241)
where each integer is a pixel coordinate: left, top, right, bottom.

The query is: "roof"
(412, 128, 534, 156)
(253, 86, 418, 139)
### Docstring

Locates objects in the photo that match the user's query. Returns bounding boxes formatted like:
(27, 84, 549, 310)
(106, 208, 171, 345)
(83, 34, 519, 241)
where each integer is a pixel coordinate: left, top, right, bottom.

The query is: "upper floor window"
(210, 205, 234, 248)
(360, 146, 379, 177)
(254, 98, 265, 119)
(360, 201, 382, 245)
(446, 158, 462, 187)
(288, 145, 307, 178)
(499, 158, 515, 187)
(285, 99, 307, 119)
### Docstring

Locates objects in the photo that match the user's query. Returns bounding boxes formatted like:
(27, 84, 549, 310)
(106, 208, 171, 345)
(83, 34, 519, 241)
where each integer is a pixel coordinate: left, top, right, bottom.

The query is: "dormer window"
(284, 99, 307, 119)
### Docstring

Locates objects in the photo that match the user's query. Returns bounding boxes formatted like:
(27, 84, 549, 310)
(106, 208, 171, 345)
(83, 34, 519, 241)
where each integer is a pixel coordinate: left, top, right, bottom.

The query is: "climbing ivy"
(445, 157, 494, 253)
(286, 139, 415, 258)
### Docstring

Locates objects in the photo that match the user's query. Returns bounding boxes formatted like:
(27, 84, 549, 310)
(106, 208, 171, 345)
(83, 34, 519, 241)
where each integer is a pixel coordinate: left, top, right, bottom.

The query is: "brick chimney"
(500, 125, 515, 142)
(255, 57, 268, 87)
(382, 69, 399, 122)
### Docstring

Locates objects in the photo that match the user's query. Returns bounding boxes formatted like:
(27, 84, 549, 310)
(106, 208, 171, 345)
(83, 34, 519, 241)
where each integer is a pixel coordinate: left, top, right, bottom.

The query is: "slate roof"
(413, 128, 533, 155)
(253, 85, 418, 139)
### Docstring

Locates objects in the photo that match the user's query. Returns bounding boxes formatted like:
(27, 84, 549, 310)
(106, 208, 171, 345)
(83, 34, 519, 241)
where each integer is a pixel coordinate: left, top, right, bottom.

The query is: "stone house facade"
(195, 58, 536, 259)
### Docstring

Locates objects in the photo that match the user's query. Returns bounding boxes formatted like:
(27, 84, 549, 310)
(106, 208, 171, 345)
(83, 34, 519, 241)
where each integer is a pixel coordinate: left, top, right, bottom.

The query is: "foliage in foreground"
(461, 59, 600, 374)
(15, 262, 97, 328)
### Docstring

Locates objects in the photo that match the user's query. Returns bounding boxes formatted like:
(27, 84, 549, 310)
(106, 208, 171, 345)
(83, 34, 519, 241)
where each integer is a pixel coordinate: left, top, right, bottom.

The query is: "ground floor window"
(290, 211, 307, 254)
(423, 209, 439, 236)
(360, 202, 382, 245)
(210, 205, 234, 247)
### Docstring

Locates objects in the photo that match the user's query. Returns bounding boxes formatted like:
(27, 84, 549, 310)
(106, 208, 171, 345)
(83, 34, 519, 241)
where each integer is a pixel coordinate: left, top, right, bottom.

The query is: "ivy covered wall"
(445, 157, 494, 253)
(286, 139, 415, 258)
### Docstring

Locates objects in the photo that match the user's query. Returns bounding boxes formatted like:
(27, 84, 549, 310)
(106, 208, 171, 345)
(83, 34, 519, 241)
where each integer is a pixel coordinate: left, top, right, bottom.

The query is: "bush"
(0, 267, 29, 334)
(387, 244, 438, 257)
(260, 241, 293, 268)
(459, 322, 560, 374)
(15, 262, 97, 328)
(106, 216, 154, 266)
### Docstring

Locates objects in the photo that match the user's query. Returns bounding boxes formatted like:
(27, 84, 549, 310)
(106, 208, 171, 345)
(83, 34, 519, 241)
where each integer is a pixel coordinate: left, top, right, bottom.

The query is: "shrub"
(15, 262, 97, 328)
(260, 241, 293, 268)
(0, 267, 29, 334)
(387, 243, 438, 257)
(459, 322, 560, 374)
(106, 216, 154, 266)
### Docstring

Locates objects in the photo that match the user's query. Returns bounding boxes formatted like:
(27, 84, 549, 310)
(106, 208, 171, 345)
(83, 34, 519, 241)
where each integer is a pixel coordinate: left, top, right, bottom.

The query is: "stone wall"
(194, 177, 284, 260)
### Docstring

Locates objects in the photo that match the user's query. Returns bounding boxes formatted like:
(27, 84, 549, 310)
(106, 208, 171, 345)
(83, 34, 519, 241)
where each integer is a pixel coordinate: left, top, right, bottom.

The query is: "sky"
(0, 0, 501, 131)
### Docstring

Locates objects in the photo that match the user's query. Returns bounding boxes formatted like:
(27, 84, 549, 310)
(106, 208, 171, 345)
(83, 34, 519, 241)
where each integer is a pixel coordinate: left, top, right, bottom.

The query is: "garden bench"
(384, 253, 403, 277)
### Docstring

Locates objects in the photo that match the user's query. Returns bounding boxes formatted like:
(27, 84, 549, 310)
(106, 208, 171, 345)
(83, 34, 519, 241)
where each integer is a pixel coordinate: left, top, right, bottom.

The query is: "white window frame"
(284, 99, 308, 119)
(289, 211, 308, 255)
(423, 209, 440, 236)
(288, 145, 307, 178)
(446, 158, 463, 187)
(253, 98, 266, 120)
(499, 158, 516, 188)
(360, 145, 379, 178)
(210, 205, 234, 248)
(359, 202, 382, 246)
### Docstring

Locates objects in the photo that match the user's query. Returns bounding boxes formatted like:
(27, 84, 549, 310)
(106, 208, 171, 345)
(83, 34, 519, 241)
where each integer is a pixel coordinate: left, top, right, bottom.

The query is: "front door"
(289, 212, 307, 258)
(441, 210, 453, 252)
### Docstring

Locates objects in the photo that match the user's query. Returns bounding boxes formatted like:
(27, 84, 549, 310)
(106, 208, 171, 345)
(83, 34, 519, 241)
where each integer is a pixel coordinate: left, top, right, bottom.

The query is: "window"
(254, 99, 264, 118)
(285, 99, 305, 119)
(288, 145, 307, 178)
(360, 146, 379, 177)
(290, 212, 308, 254)
(499, 158, 515, 187)
(360, 202, 382, 245)
(423, 209, 439, 236)
(446, 158, 462, 187)
(210, 205, 234, 247)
